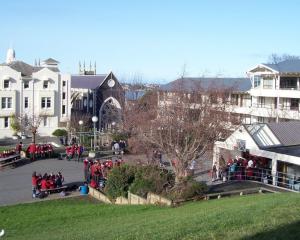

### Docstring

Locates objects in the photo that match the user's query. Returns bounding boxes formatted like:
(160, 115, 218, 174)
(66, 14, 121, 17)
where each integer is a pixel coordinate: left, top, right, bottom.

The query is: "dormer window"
(4, 80, 9, 88)
(24, 81, 29, 89)
(43, 80, 49, 89)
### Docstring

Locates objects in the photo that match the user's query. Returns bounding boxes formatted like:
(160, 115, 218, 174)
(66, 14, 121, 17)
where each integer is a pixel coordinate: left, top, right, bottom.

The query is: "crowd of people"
(31, 171, 64, 198)
(83, 157, 124, 190)
(214, 156, 271, 183)
(111, 140, 126, 155)
(0, 149, 17, 158)
(65, 144, 84, 161)
(26, 142, 54, 161)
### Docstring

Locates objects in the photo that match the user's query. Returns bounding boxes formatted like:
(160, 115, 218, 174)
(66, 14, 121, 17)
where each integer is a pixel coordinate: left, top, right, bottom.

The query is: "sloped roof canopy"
(160, 77, 251, 92)
(248, 60, 300, 74)
(0, 60, 59, 77)
(71, 74, 107, 89)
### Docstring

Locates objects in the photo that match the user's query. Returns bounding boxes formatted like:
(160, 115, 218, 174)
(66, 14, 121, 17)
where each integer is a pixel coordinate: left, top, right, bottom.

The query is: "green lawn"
(0, 193, 299, 240)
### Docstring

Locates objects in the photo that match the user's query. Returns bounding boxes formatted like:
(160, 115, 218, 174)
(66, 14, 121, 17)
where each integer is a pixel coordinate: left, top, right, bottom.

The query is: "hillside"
(0, 193, 299, 240)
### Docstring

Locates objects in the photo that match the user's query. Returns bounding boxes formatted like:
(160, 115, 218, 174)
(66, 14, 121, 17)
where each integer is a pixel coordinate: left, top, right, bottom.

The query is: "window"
(62, 105, 66, 115)
(43, 116, 47, 126)
(41, 97, 51, 108)
(258, 117, 265, 123)
(62, 81, 66, 87)
(4, 80, 10, 88)
(258, 97, 265, 107)
(4, 117, 9, 128)
(43, 81, 49, 89)
(24, 97, 29, 108)
(263, 78, 273, 89)
(1, 97, 12, 109)
(290, 99, 299, 110)
(62, 92, 66, 100)
(24, 81, 29, 89)
(254, 76, 261, 88)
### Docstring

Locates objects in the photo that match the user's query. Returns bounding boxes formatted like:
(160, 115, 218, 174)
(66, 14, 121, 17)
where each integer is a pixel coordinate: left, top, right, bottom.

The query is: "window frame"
(3, 80, 10, 89)
(41, 97, 51, 109)
(1, 97, 12, 109)
(4, 117, 9, 128)
(43, 80, 49, 89)
(24, 97, 29, 109)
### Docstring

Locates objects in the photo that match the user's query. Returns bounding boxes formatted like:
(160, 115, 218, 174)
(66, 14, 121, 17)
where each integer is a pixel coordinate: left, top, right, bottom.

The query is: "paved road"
(0, 159, 84, 206)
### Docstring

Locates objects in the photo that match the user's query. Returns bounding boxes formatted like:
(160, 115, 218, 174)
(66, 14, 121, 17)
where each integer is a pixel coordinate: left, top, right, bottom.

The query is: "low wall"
(88, 187, 172, 206)
(88, 186, 112, 204)
(115, 196, 129, 205)
(147, 192, 172, 206)
(128, 192, 147, 205)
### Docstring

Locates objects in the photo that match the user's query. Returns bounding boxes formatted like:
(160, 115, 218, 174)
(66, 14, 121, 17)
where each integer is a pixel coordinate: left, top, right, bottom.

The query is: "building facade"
(0, 48, 71, 138)
(229, 60, 300, 123)
(70, 65, 124, 131)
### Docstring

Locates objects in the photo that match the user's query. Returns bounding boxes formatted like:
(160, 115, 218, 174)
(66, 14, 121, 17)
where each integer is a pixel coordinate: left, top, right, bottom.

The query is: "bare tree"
(268, 54, 300, 64)
(18, 114, 43, 143)
(125, 83, 237, 183)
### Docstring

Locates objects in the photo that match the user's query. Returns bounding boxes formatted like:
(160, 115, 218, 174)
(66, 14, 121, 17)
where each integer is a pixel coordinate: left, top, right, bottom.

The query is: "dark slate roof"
(71, 74, 107, 89)
(267, 121, 300, 146)
(160, 77, 251, 92)
(263, 60, 300, 73)
(0, 61, 59, 76)
(266, 145, 300, 157)
(43, 58, 59, 64)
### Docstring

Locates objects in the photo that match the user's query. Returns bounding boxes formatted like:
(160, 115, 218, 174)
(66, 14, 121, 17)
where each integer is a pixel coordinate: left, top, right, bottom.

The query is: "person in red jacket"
(28, 142, 36, 161)
(32, 171, 38, 198)
(40, 177, 49, 191)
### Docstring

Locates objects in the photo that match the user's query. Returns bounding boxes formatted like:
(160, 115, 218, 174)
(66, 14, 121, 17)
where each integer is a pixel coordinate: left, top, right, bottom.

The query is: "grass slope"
(0, 193, 299, 240)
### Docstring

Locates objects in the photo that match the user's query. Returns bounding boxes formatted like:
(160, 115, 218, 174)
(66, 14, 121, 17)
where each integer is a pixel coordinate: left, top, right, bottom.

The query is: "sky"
(1, 0, 300, 83)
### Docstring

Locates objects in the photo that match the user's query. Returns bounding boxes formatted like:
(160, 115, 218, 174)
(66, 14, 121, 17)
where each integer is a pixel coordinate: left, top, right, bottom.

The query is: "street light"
(92, 116, 98, 151)
(78, 120, 83, 143)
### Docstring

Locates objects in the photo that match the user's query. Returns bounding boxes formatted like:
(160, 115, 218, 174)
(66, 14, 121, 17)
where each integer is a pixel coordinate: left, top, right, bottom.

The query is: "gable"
(224, 126, 259, 151)
(247, 65, 276, 74)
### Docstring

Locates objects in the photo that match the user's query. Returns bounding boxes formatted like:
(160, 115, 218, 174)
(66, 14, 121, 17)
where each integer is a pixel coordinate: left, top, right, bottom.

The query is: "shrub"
(104, 164, 136, 200)
(166, 178, 208, 201)
(52, 129, 68, 137)
(129, 165, 174, 198)
(111, 132, 129, 142)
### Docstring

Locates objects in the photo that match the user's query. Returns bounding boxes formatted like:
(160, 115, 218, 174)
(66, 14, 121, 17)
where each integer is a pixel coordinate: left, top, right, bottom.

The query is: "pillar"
(271, 158, 277, 186)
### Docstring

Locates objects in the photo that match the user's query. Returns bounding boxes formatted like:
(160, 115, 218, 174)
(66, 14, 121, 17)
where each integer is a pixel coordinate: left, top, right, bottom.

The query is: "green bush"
(52, 129, 68, 137)
(129, 165, 174, 198)
(111, 132, 129, 142)
(104, 164, 136, 199)
(166, 178, 208, 201)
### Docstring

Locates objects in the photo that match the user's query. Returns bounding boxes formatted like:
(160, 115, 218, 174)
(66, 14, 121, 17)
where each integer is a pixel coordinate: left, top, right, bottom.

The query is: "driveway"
(0, 159, 84, 206)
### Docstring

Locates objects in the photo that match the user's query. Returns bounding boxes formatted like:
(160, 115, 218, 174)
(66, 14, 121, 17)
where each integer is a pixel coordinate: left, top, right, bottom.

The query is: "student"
(32, 172, 38, 198)
(40, 177, 49, 191)
(16, 142, 23, 154)
(77, 144, 83, 162)
(28, 142, 36, 161)
(79, 182, 89, 195)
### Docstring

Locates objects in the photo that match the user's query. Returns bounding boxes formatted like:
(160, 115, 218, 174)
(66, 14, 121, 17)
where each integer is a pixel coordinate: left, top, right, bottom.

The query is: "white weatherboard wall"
(0, 58, 71, 139)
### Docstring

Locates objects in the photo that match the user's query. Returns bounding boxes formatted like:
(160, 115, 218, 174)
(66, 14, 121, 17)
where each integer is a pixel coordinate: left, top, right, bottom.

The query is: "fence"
(221, 166, 300, 192)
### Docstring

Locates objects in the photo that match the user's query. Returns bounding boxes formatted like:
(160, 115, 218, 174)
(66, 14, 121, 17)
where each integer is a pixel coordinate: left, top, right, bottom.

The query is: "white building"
(0, 48, 71, 138)
(230, 59, 300, 123)
(213, 122, 300, 190)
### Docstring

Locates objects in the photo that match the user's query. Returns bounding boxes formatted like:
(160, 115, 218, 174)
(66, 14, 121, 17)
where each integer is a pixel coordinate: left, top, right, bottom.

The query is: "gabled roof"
(0, 60, 59, 77)
(267, 121, 300, 146)
(160, 77, 251, 92)
(243, 121, 300, 149)
(43, 58, 59, 64)
(71, 74, 108, 89)
(262, 60, 300, 73)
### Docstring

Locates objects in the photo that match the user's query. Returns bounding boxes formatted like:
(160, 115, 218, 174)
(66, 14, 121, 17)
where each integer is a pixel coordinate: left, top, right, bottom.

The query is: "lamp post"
(78, 120, 83, 143)
(111, 121, 116, 133)
(92, 116, 98, 151)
